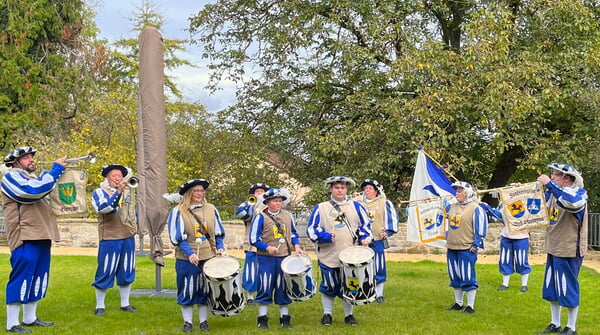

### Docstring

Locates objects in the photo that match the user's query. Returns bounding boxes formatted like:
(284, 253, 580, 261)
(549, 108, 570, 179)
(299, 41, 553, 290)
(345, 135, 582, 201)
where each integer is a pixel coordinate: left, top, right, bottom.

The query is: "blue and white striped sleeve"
(213, 207, 226, 250)
(167, 207, 193, 256)
(1, 163, 65, 203)
(472, 205, 488, 249)
(384, 200, 399, 236)
(249, 214, 269, 251)
(290, 215, 300, 245)
(91, 188, 121, 214)
(306, 204, 333, 243)
(354, 201, 372, 241)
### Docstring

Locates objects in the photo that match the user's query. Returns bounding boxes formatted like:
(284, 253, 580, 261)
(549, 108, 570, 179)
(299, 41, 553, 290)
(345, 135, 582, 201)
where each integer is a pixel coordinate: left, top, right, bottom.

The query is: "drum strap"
(189, 209, 217, 256)
(264, 212, 292, 255)
(329, 200, 358, 244)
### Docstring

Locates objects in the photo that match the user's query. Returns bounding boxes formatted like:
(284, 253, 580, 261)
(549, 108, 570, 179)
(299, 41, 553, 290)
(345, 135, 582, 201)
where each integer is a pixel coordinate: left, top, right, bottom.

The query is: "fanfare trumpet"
(65, 152, 97, 164)
(247, 194, 257, 205)
(124, 175, 139, 188)
(40, 152, 97, 164)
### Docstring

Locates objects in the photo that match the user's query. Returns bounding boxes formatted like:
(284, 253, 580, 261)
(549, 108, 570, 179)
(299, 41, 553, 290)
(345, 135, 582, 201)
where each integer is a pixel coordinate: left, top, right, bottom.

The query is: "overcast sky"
(93, 0, 236, 113)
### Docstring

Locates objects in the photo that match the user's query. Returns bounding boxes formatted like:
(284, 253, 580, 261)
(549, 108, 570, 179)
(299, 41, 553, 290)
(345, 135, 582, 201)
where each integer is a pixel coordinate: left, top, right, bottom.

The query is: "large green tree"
(189, 0, 600, 208)
(0, 0, 94, 150)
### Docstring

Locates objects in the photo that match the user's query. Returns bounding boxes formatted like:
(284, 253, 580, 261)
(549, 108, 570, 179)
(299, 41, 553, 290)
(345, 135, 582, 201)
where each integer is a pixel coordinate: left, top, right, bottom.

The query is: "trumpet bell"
(127, 176, 139, 188)
(247, 194, 257, 205)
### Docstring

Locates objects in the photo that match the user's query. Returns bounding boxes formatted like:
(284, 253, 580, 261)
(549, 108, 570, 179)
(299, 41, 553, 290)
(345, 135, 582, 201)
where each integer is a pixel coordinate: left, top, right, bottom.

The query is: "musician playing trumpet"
(91, 164, 138, 317)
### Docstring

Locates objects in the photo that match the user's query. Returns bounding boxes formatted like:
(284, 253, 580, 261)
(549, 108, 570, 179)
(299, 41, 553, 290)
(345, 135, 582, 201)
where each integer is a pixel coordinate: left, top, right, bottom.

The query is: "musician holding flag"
(306, 176, 371, 326)
(535, 164, 587, 335)
(91, 164, 139, 317)
(167, 179, 225, 333)
(445, 181, 487, 314)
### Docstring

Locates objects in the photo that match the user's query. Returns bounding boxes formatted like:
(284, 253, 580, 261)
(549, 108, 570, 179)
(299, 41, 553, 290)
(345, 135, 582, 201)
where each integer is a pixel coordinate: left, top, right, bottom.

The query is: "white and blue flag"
(407, 149, 455, 246)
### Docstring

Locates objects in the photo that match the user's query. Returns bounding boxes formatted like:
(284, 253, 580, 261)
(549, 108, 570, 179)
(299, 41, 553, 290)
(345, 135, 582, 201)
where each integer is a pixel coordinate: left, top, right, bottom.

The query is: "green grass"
(0, 253, 598, 335)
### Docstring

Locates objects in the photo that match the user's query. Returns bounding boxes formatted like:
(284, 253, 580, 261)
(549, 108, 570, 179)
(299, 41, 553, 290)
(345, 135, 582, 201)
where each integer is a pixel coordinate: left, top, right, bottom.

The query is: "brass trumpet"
(125, 175, 139, 188)
(247, 194, 257, 205)
(65, 152, 96, 164)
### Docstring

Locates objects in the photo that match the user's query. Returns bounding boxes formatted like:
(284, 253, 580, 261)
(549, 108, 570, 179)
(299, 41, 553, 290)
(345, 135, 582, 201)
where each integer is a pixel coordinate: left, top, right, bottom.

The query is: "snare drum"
(281, 254, 316, 302)
(338, 246, 376, 305)
(203, 255, 246, 316)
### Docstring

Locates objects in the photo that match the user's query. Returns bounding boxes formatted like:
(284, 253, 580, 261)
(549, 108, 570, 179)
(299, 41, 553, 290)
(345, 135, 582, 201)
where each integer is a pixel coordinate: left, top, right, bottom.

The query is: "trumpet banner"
(413, 199, 447, 243)
(499, 182, 548, 233)
(50, 170, 88, 217)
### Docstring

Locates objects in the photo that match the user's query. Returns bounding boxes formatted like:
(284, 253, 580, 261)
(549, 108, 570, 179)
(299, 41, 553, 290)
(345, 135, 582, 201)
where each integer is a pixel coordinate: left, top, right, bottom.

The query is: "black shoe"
(376, 296, 385, 304)
(447, 303, 463, 311)
(22, 319, 54, 327)
(199, 320, 210, 332)
(520, 286, 528, 292)
(94, 308, 105, 316)
(536, 323, 562, 334)
(247, 298, 255, 306)
(6, 325, 31, 334)
(120, 305, 138, 312)
(321, 314, 332, 326)
(257, 315, 269, 329)
(183, 321, 193, 333)
(280, 315, 292, 328)
(560, 327, 577, 335)
(497, 285, 508, 291)
(463, 306, 475, 314)
(344, 314, 357, 326)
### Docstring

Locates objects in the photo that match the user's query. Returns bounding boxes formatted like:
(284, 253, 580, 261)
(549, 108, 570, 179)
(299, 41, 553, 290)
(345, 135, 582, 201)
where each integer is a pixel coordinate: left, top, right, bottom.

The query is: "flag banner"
(415, 198, 447, 243)
(499, 182, 548, 233)
(407, 150, 455, 246)
(50, 170, 88, 217)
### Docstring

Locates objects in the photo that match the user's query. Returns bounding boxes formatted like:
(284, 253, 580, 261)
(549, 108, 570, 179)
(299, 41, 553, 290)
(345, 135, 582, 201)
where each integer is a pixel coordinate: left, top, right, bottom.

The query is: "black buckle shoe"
(200, 320, 210, 332)
(376, 296, 385, 304)
(94, 308, 105, 316)
(520, 286, 529, 292)
(536, 323, 562, 334)
(560, 326, 577, 335)
(120, 305, 138, 313)
(344, 314, 357, 326)
(463, 306, 475, 314)
(321, 314, 332, 326)
(447, 303, 463, 311)
(6, 325, 31, 334)
(497, 285, 508, 291)
(280, 315, 292, 328)
(22, 319, 54, 327)
(183, 321, 193, 333)
(247, 298, 255, 306)
(257, 315, 269, 329)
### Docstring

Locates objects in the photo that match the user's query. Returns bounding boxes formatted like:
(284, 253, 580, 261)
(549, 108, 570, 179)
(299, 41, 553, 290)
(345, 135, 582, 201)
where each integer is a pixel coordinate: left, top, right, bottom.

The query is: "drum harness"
(329, 200, 359, 245)
(263, 211, 292, 255)
(189, 209, 218, 256)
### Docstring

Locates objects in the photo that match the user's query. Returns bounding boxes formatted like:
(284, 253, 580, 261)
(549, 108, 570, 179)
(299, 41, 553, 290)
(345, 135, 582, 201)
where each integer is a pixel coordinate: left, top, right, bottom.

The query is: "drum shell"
(203, 255, 246, 316)
(338, 246, 376, 305)
(280, 254, 316, 302)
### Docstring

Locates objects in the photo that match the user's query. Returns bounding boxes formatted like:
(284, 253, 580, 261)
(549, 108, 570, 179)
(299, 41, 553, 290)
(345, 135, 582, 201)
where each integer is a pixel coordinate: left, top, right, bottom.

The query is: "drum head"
(203, 255, 240, 280)
(339, 246, 374, 265)
(281, 254, 311, 275)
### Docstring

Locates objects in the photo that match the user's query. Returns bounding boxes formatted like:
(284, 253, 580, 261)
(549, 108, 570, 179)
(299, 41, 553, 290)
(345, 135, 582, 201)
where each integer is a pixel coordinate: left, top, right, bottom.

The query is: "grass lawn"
(0, 253, 598, 335)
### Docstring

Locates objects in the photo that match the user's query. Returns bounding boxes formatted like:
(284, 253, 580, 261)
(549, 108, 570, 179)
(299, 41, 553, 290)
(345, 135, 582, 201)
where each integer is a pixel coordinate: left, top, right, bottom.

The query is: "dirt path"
(2, 246, 598, 273)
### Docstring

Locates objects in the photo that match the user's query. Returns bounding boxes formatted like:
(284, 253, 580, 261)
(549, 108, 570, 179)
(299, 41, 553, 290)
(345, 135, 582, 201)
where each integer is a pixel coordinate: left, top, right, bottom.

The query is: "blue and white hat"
(451, 181, 477, 202)
(360, 179, 384, 195)
(324, 176, 356, 188)
(101, 164, 128, 178)
(179, 179, 210, 195)
(249, 183, 270, 195)
(4, 146, 37, 167)
(548, 163, 584, 188)
(262, 188, 288, 204)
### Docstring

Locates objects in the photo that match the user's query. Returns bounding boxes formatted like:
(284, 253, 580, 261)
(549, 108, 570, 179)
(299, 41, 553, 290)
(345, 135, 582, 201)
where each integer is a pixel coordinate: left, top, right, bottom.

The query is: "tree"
(0, 0, 96, 150)
(188, 0, 600, 209)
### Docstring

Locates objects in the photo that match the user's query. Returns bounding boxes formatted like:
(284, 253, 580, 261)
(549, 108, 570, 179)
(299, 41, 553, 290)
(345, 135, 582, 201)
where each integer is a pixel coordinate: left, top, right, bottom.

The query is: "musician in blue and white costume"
(91, 164, 139, 317)
(235, 183, 270, 306)
(1, 146, 66, 333)
(167, 179, 225, 333)
(535, 164, 587, 335)
(249, 188, 304, 329)
(445, 181, 487, 314)
(307, 176, 371, 326)
(356, 179, 398, 304)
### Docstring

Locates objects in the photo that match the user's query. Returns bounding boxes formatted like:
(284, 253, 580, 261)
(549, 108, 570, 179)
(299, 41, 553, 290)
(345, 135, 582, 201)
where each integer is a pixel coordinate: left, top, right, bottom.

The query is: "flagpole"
(414, 143, 459, 182)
